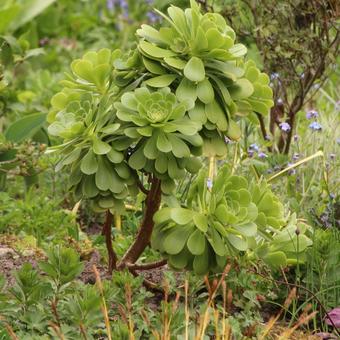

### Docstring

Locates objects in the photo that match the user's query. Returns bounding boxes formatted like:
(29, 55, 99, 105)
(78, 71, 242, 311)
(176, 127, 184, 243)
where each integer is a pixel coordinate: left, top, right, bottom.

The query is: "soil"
(0, 245, 40, 286)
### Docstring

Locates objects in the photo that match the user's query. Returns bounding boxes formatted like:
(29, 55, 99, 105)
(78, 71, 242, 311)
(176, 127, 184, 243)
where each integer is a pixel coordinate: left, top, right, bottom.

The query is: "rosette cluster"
(152, 165, 311, 275)
(47, 50, 136, 213)
(115, 87, 202, 192)
(137, 0, 273, 156)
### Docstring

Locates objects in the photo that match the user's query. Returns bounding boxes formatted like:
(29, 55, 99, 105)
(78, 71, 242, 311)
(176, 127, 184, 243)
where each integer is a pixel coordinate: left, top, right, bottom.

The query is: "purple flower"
(248, 150, 255, 158)
(147, 11, 160, 23)
(258, 152, 268, 159)
(206, 178, 213, 190)
(120, 0, 128, 9)
(270, 73, 280, 80)
(106, 0, 114, 10)
(287, 162, 296, 175)
(309, 121, 322, 131)
(292, 153, 300, 161)
(306, 109, 318, 119)
(279, 122, 291, 132)
(277, 98, 283, 105)
(249, 143, 259, 152)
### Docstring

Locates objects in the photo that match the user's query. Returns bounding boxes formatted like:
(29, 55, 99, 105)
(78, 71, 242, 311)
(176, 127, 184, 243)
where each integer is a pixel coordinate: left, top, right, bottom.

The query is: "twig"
(126, 259, 167, 270)
(102, 210, 117, 273)
(129, 268, 163, 293)
(136, 177, 149, 195)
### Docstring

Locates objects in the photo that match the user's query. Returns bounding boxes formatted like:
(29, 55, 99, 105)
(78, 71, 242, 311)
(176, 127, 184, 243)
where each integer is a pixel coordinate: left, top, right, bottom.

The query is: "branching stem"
(118, 177, 162, 269)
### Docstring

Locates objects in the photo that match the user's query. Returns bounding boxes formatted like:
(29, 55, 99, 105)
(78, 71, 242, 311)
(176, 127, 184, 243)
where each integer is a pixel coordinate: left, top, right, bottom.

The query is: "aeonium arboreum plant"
(46, 1, 310, 277)
(152, 165, 312, 275)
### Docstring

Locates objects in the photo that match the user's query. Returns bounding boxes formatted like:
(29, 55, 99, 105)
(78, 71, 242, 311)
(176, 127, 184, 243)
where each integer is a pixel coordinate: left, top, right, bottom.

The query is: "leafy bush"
(0, 191, 77, 245)
(46, 0, 312, 274)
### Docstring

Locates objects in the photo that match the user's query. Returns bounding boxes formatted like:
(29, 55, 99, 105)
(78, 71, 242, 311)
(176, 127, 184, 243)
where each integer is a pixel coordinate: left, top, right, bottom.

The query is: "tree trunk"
(118, 177, 162, 269)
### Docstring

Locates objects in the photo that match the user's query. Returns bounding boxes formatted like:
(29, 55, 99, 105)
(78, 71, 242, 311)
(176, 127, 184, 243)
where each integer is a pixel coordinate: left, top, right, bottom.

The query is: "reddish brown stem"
(255, 112, 272, 152)
(102, 210, 117, 273)
(118, 177, 162, 269)
(127, 259, 167, 271)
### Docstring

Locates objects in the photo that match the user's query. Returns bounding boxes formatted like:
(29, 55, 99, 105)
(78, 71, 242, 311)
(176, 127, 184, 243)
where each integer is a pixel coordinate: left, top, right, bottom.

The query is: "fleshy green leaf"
(187, 229, 206, 255)
(184, 57, 205, 82)
(80, 149, 98, 175)
(93, 138, 111, 155)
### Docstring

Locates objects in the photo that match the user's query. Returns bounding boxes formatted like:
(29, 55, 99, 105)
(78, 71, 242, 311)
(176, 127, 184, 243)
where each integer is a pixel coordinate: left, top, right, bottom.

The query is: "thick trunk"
(118, 177, 162, 269)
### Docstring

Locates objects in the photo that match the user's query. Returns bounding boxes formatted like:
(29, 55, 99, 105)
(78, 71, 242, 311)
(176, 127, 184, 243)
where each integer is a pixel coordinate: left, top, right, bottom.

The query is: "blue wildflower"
(292, 153, 300, 161)
(249, 143, 259, 152)
(279, 122, 291, 132)
(258, 152, 268, 159)
(309, 121, 322, 131)
(106, 0, 114, 10)
(270, 73, 280, 80)
(147, 11, 160, 23)
(287, 162, 296, 175)
(306, 110, 318, 119)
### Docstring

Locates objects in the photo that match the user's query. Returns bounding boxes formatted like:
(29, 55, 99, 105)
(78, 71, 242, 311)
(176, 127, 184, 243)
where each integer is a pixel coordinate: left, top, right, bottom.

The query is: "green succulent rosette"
(115, 87, 203, 193)
(152, 166, 259, 275)
(112, 48, 145, 88)
(136, 0, 274, 153)
(47, 51, 137, 213)
(152, 165, 312, 275)
(59, 48, 113, 94)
